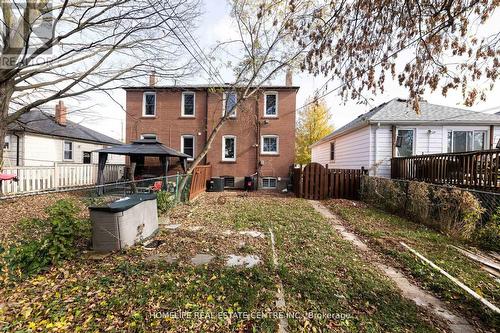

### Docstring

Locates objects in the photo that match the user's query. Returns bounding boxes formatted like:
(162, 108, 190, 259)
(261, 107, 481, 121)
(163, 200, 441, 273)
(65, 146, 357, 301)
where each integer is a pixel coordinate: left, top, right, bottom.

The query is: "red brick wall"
(125, 87, 297, 187)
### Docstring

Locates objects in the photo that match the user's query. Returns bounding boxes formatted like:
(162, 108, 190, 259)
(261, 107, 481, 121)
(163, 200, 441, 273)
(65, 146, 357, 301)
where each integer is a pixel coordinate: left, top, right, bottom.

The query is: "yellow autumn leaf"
(27, 322, 36, 330)
(207, 295, 214, 302)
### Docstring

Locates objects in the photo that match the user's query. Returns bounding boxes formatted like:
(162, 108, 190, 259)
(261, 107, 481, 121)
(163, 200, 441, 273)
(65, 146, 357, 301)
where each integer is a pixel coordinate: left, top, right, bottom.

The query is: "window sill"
(220, 160, 237, 164)
(260, 153, 279, 156)
(141, 115, 157, 119)
(262, 116, 278, 119)
(179, 115, 196, 119)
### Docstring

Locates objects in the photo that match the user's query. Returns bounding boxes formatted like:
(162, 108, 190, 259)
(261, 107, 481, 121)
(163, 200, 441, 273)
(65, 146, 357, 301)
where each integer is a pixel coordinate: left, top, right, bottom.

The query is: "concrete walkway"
(309, 200, 476, 333)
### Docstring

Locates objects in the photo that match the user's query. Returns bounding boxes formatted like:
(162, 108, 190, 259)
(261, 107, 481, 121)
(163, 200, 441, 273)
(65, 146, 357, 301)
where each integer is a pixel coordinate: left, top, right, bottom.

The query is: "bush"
(475, 208, 500, 252)
(361, 176, 484, 241)
(156, 190, 176, 214)
(2, 199, 90, 278)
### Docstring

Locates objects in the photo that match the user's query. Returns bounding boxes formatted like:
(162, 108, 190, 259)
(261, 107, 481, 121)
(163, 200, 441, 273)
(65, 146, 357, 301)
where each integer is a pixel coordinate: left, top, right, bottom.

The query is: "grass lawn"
(1, 193, 443, 332)
(325, 199, 500, 331)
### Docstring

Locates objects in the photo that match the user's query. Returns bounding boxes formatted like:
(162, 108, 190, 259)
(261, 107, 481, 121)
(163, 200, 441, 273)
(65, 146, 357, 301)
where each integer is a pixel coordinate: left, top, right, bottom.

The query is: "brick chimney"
(149, 70, 157, 87)
(285, 69, 293, 86)
(55, 100, 67, 126)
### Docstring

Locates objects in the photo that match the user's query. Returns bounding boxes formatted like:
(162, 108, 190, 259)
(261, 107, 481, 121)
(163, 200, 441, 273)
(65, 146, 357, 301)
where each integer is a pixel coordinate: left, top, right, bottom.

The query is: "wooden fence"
(1, 163, 125, 195)
(292, 163, 364, 200)
(189, 165, 212, 200)
(391, 149, 500, 190)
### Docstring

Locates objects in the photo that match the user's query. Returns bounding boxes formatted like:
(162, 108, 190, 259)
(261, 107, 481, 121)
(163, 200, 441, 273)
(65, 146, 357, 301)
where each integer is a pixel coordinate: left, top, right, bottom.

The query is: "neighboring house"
(3, 101, 123, 167)
(311, 98, 500, 178)
(124, 75, 298, 189)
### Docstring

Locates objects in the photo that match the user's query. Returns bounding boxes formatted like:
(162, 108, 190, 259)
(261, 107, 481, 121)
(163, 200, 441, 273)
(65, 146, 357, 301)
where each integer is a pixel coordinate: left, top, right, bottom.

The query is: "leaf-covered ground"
(325, 199, 500, 332)
(1, 193, 445, 332)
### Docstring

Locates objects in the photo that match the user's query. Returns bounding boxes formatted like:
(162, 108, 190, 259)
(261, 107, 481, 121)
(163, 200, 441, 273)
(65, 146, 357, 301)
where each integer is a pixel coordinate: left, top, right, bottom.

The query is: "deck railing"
(391, 149, 500, 190)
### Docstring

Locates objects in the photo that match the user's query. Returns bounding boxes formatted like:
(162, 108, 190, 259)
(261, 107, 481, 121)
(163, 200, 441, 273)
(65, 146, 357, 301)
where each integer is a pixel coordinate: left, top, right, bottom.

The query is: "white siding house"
(311, 99, 500, 177)
(3, 105, 124, 168)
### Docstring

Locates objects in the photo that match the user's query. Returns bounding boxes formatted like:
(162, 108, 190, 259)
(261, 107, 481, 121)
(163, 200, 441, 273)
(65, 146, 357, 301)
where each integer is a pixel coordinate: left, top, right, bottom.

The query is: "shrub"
(475, 208, 500, 252)
(156, 190, 176, 214)
(2, 199, 90, 278)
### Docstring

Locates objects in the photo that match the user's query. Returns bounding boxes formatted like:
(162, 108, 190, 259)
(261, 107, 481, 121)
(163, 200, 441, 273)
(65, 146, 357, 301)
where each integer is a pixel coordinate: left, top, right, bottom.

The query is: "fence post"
(175, 172, 180, 201)
(54, 162, 59, 190)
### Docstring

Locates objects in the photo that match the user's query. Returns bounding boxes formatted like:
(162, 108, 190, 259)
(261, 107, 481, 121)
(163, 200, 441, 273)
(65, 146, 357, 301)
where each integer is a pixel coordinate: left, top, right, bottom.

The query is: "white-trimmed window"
(141, 133, 157, 140)
(222, 135, 237, 161)
(264, 92, 278, 117)
(63, 141, 73, 160)
(447, 130, 487, 152)
(181, 135, 195, 160)
(143, 92, 156, 117)
(396, 129, 415, 157)
(223, 91, 237, 118)
(3, 136, 10, 150)
(181, 91, 195, 117)
(262, 177, 277, 189)
(261, 135, 279, 154)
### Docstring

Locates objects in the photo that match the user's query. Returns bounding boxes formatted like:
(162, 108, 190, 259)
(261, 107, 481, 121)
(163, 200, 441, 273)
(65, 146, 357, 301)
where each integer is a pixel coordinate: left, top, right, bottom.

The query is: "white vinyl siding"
(312, 126, 371, 170)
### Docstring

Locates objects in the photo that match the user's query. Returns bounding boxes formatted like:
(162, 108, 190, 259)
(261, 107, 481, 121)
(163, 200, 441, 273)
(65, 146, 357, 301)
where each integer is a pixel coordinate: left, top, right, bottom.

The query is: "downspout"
(255, 97, 260, 190)
(13, 132, 20, 166)
(204, 89, 209, 165)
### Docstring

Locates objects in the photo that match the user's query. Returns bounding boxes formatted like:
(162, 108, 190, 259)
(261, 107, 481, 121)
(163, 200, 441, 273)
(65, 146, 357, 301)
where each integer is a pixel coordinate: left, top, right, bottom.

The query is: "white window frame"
(181, 135, 195, 161)
(142, 92, 156, 117)
(222, 91, 237, 118)
(63, 140, 73, 161)
(3, 135, 10, 150)
(181, 91, 196, 117)
(396, 128, 416, 157)
(140, 133, 157, 140)
(263, 91, 278, 117)
(261, 135, 279, 155)
(222, 135, 237, 162)
(446, 129, 488, 152)
(262, 177, 277, 189)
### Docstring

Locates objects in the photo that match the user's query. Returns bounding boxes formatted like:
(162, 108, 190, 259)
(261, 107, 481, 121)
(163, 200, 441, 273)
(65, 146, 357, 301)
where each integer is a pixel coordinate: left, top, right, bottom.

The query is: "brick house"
(124, 77, 299, 190)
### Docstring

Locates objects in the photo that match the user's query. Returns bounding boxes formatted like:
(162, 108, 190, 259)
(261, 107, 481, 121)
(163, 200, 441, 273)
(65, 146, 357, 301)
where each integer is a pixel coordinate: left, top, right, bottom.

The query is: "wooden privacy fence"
(1, 163, 125, 195)
(189, 164, 212, 200)
(292, 163, 364, 200)
(391, 149, 500, 190)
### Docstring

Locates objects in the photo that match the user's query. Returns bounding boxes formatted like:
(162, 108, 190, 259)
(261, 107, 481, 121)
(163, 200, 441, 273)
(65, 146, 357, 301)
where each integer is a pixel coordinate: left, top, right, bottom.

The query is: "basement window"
(223, 176, 235, 188)
(262, 177, 277, 189)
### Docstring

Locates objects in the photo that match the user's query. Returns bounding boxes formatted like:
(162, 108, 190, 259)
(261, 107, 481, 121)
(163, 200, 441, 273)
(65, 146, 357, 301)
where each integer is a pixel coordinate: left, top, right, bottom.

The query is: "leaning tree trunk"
(176, 116, 228, 200)
(0, 79, 15, 171)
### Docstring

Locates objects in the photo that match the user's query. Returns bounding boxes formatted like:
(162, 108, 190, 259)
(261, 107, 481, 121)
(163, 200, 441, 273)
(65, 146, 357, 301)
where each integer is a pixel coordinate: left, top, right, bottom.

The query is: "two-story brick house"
(124, 77, 299, 190)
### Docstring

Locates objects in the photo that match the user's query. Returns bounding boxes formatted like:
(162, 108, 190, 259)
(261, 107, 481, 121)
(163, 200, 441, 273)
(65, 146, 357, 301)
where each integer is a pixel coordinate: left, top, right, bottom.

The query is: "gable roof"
(7, 110, 122, 145)
(311, 98, 500, 147)
(123, 84, 300, 91)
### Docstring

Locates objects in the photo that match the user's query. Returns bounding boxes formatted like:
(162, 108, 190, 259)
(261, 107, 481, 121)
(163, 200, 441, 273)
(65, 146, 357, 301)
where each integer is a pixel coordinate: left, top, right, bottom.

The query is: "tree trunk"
(0, 79, 15, 170)
(177, 116, 228, 200)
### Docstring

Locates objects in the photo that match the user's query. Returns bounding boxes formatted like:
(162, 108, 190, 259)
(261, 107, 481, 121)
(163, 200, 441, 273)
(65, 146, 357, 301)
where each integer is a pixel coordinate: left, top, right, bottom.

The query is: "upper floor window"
(261, 135, 279, 155)
(264, 92, 278, 117)
(141, 133, 157, 140)
(396, 129, 414, 157)
(181, 135, 195, 160)
(143, 92, 156, 117)
(330, 142, 335, 160)
(447, 130, 486, 153)
(182, 92, 195, 117)
(223, 91, 237, 118)
(3, 136, 10, 150)
(222, 135, 236, 161)
(63, 141, 73, 160)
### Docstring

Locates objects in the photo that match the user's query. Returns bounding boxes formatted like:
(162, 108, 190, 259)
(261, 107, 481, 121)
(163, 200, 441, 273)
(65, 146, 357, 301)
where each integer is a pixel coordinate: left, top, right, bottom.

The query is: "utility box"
(89, 193, 158, 252)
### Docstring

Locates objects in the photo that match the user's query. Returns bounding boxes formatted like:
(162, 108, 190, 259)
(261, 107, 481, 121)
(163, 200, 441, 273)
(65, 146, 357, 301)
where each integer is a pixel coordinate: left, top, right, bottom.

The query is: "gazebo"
(95, 139, 190, 189)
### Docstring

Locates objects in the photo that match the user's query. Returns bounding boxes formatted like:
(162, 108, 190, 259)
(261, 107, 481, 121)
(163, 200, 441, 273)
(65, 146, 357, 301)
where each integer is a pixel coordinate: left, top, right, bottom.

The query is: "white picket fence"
(1, 163, 125, 195)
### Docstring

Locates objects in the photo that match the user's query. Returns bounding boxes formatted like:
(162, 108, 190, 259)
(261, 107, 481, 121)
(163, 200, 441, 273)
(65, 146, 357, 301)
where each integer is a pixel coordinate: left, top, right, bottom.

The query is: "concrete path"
(309, 200, 476, 333)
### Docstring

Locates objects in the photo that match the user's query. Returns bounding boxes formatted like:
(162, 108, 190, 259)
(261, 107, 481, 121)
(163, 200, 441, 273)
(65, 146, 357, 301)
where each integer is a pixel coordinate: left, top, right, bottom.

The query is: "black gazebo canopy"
(95, 139, 190, 187)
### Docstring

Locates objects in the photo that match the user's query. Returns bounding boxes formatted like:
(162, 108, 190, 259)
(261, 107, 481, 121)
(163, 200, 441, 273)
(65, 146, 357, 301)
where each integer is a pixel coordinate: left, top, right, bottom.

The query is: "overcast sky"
(69, 0, 500, 141)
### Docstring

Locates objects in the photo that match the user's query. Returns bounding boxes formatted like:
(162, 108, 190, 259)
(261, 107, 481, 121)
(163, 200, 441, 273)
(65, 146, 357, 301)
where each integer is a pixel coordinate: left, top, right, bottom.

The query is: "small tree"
(295, 98, 333, 164)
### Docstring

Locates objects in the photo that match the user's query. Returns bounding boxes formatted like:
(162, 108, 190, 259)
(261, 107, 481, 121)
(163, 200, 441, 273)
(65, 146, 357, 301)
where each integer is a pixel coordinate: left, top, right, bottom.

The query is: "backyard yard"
(0, 192, 450, 332)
